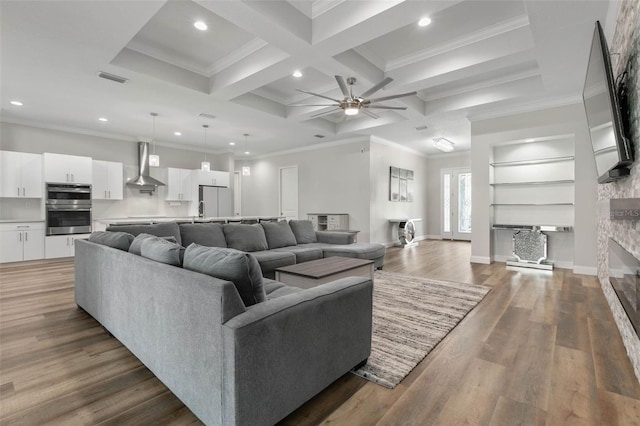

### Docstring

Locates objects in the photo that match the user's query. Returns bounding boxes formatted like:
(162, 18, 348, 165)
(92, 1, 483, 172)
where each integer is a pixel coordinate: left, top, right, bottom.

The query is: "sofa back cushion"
(179, 223, 227, 248)
(183, 244, 266, 307)
(107, 222, 182, 246)
(140, 237, 184, 267)
(88, 231, 134, 251)
(129, 233, 178, 256)
(223, 224, 268, 252)
(288, 220, 318, 244)
(261, 221, 297, 249)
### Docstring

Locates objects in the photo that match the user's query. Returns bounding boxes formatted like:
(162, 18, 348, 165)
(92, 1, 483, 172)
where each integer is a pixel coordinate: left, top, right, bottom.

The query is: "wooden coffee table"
(275, 256, 374, 289)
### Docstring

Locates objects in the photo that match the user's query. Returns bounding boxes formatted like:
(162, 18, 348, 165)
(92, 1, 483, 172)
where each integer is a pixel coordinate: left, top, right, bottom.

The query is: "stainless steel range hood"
(127, 142, 165, 189)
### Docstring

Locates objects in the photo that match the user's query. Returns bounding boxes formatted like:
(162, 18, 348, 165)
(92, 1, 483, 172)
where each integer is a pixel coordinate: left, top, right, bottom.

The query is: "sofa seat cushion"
(89, 231, 134, 251)
(261, 221, 297, 249)
(273, 246, 324, 263)
(140, 237, 184, 267)
(183, 244, 266, 307)
(266, 285, 303, 300)
(223, 224, 268, 252)
(321, 243, 386, 261)
(251, 250, 296, 274)
(288, 220, 318, 244)
(262, 278, 286, 295)
(107, 222, 182, 246)
(179, 223, 227, 248)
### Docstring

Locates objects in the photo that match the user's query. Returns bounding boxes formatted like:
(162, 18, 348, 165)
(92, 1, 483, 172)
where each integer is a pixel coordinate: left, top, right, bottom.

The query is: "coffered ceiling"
(0, 0, 615, 156)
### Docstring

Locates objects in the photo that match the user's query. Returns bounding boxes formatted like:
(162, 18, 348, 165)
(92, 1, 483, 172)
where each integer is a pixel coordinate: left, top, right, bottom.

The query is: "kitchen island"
(93, 216, 286, 231)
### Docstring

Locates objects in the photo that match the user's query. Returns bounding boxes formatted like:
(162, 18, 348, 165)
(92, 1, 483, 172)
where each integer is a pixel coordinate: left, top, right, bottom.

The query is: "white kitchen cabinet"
(45, 234, 90, 259)
(195, 170, 229, 187)
(92, 160, 123, 200)
(44, 153, 92, 184)
(0, 222, 45, 263)
(307, 214, 349, 231)
(0, 151, 43, 198)
(166, 168, 193, 201)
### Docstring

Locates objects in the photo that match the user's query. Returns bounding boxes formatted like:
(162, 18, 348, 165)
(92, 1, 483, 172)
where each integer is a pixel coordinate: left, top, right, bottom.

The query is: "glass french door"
(441, 168, 472, 241)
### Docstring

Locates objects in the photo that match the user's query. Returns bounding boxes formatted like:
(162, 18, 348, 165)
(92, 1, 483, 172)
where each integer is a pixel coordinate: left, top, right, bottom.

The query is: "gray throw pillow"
(289, 220, 318, 244)
(222, 224, 268, 252)
(179, 223, 227, 248)
(261, 221, 297, 249)
(140, 237, 183, 267)
(183, 244, 266, 307)
(89, 231, 134, 251)
(129, 233, 177, 256)
(107, 221, 182, 245)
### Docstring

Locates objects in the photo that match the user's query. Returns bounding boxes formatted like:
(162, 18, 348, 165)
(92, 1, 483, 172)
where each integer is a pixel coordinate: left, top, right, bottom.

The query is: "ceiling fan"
(289, 75, 416, 119)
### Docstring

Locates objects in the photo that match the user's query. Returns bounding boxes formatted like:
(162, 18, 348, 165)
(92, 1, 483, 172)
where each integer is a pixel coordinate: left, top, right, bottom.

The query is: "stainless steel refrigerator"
(199, 186, 232, 218)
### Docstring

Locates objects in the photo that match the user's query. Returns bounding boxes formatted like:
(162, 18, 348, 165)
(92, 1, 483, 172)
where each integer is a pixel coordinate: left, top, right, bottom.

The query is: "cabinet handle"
(108, 190, 111, 199)
(105, 190, 107, 198)
(18, 232, 22, 242)
(25, 232, 28, 242)
(72, 238, 75, 246)
(71, 173, 74, 182)
(16, 225, 29, 228)
(66, 173, 69, 182)
(17, 187, 20, 196)
(22, 187, 25, 196)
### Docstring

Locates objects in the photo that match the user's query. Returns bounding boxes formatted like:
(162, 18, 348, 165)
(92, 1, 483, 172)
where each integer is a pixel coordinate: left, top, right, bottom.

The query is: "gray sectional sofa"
(106, 220, 386, 278)
(75, 233, 373, 425)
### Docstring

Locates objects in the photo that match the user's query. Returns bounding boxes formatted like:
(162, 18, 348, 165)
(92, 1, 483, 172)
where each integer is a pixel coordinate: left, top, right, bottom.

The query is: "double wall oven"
(46, 184, 92, 235)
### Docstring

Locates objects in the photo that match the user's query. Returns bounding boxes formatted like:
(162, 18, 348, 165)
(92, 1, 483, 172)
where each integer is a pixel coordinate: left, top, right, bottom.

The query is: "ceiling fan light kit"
(433, 137, 455, 152)
(291, 75, 416, 118)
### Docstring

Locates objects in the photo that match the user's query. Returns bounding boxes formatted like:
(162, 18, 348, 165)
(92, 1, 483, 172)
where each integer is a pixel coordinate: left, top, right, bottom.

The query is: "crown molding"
(207, 38, 269, 76)
(467, 95, 582, 122)
(251, 135, 370, 159)
(386, 15, 531, 71)
(312, 0, 346, 19)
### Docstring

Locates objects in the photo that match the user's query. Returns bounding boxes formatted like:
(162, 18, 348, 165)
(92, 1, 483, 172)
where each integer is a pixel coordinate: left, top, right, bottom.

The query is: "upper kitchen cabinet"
(92, 160, 123, 200)
(0, 150, 43, 198)
(44, 153, 92, 184)
(166, 168, 193, 201)
(195, 170, 229, 187)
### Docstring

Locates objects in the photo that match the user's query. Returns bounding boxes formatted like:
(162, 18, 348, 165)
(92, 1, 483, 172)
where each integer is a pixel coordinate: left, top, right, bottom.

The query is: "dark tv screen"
(582, 21, 633, 183)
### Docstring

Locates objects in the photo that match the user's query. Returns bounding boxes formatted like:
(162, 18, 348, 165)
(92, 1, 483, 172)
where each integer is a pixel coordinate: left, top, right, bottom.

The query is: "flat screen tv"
(582, 21, 634, 183)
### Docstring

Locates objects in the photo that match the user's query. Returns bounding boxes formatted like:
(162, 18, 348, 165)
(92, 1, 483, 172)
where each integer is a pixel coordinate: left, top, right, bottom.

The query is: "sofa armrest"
(221, 276, 372, 426)
(315, 231, 356, 244)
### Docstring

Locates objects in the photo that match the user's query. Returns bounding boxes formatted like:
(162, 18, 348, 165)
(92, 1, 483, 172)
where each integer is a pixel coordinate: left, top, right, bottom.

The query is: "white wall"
(0, 122, 233, 221)
(238, 139, 373, 241)
(425, 152, 471, 238)
(470, 103, 599, 273)
(369, 139, 429, 244)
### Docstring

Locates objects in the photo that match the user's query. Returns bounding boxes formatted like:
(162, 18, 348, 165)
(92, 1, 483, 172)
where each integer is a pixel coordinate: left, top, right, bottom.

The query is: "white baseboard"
(426, 234, 443, 240)
(573, 265, 598, 276)
(470, 256, 491, 264)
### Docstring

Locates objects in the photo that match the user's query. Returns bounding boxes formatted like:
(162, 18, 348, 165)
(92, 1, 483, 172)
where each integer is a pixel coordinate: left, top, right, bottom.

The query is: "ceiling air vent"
(198, 113, 216, 119)
(415, 125, 428, 131)
(314, 134, 325, 138)
(98, 71, 128, 84)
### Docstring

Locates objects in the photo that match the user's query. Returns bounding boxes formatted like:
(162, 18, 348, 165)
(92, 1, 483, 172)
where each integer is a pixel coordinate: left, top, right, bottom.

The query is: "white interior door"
(233, 171, 241, 216)
(441, 168, 472, 241)
(279, 166, 298, 220)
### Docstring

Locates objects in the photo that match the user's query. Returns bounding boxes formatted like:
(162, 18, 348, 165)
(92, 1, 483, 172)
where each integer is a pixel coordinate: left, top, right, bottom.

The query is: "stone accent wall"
(597, 0, 640, 383)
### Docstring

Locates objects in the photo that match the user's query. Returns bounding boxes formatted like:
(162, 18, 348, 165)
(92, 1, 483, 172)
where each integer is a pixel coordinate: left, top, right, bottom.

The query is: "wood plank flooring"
(1, 240, 639, 425)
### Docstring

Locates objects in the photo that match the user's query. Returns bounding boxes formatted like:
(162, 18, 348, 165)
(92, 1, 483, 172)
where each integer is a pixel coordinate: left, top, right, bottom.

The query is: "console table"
(492, 224, 573, 270)
(389, 218, 422, 247)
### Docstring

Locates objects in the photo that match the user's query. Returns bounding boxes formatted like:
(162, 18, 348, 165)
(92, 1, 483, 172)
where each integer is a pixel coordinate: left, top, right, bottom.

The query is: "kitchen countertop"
(0, 219, 45, 223)
(96, 216, 285, 225)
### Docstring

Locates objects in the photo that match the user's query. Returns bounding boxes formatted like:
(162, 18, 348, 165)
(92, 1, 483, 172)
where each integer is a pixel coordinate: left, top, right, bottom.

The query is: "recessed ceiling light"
(292, 70, 302, 78)
(174, 131, 182, 136)
(98, 117, 108, 122)
(525, 138, 535, 142)
(194, 21, 207, 31)
(229, 142, 236, 146)
(10, 100, 23, 106)
(244, 151, 250, 155)
(418, 17, 431, 27)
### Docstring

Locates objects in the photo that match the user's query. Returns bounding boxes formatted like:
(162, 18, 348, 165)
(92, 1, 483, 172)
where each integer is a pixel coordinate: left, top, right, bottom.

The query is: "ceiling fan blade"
(310, 108, 341, 118)
(369, 91, 417, 103)
(288, 104, 339, 107)
(335, 75, 350, 97)
(367, 105, 408, 110)
(361, 109, 380, 119)
(360, 77, 393, 98)
(296, 88, 341, 103)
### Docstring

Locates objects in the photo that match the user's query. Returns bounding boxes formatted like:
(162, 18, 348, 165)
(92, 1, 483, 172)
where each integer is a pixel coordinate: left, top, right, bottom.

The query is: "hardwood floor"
(1, 240, 639, 425)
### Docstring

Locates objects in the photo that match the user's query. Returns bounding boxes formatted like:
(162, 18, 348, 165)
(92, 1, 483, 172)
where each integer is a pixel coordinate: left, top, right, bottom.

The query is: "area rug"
(351, 271, 490, 388)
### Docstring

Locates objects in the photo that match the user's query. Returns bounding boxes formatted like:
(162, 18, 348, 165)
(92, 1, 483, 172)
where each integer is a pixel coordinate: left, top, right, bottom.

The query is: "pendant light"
(148, 112, 160, 167)
(242, 133, 251, 175)
(201, 124, 210, 171)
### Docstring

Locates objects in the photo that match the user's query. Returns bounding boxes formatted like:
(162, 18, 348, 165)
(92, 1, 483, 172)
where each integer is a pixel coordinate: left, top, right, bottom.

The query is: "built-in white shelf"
(490, 180, 575, 186)
(490, 155, 575, 167)
(491, 203, 574, 206)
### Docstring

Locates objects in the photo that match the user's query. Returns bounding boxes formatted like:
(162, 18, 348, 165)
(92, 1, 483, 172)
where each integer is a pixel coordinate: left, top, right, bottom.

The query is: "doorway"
(233, 171, 241, 216)
(441, 168, 472, 241)
(279, 165, 298, 220)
